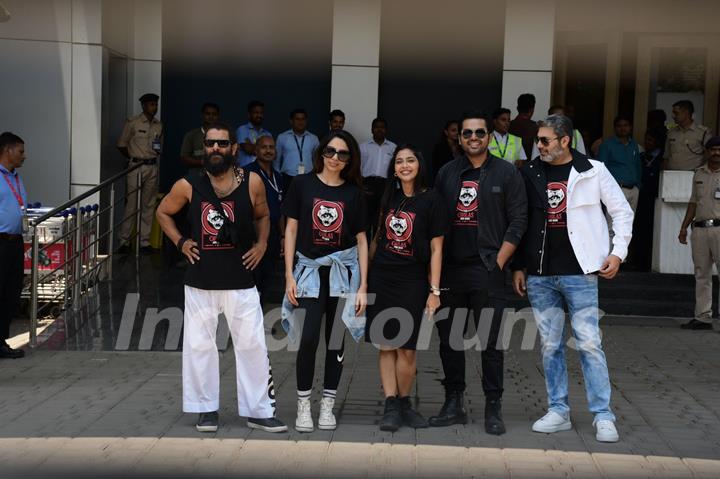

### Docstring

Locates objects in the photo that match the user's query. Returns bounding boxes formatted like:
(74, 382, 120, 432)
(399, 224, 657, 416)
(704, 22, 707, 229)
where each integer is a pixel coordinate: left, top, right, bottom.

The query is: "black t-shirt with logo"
(543, 161, 583, 276)
(283, 173, 367, 259)
(446, 167, 482, 264)
(373, 189, 448, 266)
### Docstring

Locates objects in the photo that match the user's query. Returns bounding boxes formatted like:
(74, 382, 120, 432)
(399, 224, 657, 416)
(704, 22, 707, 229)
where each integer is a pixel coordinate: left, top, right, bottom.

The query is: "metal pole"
(73, 206, 82, 310)
(29, 223, 39, 348)
(135, 168, 142, 258)
(108, 183, 115, 279)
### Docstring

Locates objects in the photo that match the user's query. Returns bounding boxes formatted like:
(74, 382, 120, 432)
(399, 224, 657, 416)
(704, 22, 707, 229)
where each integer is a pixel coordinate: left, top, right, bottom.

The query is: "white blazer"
(566, 159, 634, 273)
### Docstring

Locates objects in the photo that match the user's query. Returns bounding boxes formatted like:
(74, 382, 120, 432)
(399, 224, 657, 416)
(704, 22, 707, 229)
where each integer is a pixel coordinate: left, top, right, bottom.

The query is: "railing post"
(135, 168, 142, 258)
(108, 183, 115, 279)
(73, 205, 82, 310)
(29, 223, 39, 348)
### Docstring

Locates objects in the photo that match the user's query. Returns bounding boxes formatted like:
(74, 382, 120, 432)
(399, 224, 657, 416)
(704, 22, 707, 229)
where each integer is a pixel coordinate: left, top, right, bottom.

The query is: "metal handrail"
(29, 162, 143, 226)
(27, 161, 150, 347)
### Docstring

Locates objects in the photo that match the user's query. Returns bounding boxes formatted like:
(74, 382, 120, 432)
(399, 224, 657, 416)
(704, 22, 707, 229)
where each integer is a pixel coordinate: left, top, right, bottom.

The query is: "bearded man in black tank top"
(156, 122, 287, 433)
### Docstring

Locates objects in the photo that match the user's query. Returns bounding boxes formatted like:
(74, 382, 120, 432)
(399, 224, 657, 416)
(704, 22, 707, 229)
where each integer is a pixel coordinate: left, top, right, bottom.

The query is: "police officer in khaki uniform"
(663, 100, 710, 171)
(117, 93, 163, 254)
(679, 136, 720, 330)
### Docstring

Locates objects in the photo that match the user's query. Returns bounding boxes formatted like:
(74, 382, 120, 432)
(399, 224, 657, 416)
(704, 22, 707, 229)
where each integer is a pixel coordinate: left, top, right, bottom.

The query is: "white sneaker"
(295, 398, 314, 433)
(594, 419, 619, 442)
(318, 397, 337, 430)
(532, 411, 572, 433)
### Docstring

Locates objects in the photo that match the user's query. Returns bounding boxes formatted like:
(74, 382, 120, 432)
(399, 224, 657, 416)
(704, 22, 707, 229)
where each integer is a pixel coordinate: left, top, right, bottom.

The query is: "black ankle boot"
(398, 396, 429, 429)
(484, 398, 506, 435)
(428, 391, 467, 427)
(379, 396, 403, 432)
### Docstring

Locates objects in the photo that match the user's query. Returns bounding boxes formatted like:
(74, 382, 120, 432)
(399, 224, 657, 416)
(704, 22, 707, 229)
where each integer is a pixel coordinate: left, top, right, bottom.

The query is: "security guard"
(117, 93, 163, 254)
(664, 100, 710, 171)
(0, 132, 27, 358)
(489, 108, 527, 166)
(679, 136, 720, 330)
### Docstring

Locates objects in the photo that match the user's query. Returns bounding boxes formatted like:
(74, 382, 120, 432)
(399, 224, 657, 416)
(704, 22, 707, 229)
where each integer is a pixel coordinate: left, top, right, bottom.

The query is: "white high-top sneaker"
(318, 397, 337, 430)
(295, 398, 314, 433)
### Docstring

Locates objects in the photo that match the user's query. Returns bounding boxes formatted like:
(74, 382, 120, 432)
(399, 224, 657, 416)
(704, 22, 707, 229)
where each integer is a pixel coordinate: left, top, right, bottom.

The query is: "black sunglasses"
(535, 136, 559, 146)
(204, 139, 232, 148)
(461, 128, 488, 139)
(322, 146, 351, 162)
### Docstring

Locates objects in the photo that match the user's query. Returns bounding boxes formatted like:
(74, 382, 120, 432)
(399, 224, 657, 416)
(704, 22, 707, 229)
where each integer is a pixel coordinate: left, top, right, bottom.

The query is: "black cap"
(139, 93, 159, 104)
(705, 136, 720, 149)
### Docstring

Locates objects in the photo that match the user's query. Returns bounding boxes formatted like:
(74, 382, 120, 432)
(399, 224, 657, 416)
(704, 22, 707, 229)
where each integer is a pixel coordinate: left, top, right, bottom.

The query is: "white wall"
(0, 0, 73, 205)
(0, 0, 162, 206)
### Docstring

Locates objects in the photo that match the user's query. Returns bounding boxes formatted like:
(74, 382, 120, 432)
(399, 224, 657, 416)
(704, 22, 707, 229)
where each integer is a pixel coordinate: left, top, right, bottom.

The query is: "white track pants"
(183, 286, 276, 418)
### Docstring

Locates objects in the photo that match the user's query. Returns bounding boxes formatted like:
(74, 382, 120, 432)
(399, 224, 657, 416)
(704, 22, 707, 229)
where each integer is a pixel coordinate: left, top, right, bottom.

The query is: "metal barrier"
(24, 162, 148, 347)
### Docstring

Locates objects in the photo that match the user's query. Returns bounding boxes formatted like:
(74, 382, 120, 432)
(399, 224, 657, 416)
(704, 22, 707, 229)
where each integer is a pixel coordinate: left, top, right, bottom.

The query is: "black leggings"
(295, 267, 346, 391)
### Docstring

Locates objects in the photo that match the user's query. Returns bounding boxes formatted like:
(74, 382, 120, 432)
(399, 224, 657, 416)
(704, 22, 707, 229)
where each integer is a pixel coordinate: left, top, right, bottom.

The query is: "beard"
(539, 144, 564, 163)
(203, 153, 235, 176)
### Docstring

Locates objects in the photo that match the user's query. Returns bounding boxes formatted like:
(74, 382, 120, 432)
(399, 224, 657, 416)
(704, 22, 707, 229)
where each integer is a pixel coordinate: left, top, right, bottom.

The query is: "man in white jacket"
(511, 114, 633, 443)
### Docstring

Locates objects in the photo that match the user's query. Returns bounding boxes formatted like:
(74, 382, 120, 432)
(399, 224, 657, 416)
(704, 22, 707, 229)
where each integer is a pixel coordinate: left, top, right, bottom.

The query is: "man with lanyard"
(181, 102, 220, 171)
(275, 108, 320, 193)
(117, 93, 163, 255)
(360, 118, 397, 237)
(679, 136, 720, 331)
(245, 135, 284, 308)
(0, 132, 27, 359)
(236, 100, 272, 167)
(598, 116, 642, 214)
(489, 108, 527, 166)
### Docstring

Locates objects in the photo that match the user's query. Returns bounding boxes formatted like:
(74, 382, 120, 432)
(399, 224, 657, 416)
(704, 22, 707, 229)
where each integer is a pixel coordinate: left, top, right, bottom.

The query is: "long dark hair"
(375, 144, 429, 235)
(312, 130, 362, 187)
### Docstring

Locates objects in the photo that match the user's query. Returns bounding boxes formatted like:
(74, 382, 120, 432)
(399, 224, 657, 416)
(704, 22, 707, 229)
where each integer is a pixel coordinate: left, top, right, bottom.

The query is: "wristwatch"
(430, 285, 441, 296)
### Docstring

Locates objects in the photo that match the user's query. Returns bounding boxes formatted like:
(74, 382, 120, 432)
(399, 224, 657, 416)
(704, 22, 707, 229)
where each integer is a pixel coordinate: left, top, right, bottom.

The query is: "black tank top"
(184, 170, 256, 290)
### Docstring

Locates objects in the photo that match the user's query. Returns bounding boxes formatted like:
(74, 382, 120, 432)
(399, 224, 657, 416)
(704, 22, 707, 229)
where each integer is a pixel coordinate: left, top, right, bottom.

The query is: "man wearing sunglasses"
(156, 123, 287, 434)
(431, 110, 528, 435)
(511, 114, 633, 443)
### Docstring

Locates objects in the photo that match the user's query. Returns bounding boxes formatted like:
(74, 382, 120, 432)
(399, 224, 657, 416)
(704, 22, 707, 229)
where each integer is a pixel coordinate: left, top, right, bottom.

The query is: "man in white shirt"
(360, 118, 396, 236)
(490, 108, 527, 166)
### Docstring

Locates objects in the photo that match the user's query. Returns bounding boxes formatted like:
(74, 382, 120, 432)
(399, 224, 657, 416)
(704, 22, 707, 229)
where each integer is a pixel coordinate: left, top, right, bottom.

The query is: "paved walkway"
(2, 317, 720, 478)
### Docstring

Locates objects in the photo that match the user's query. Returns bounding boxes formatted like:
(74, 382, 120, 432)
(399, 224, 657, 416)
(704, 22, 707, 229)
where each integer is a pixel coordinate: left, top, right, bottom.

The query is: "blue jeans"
(526, 274, 615, 422)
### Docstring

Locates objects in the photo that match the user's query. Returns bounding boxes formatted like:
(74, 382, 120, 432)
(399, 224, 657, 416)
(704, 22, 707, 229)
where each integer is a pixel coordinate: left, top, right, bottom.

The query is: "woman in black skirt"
(366, 144, 448, 431)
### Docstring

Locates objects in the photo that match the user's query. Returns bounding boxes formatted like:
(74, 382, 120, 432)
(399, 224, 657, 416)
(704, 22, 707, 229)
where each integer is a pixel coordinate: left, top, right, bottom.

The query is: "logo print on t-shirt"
(312, 199, 344, 246)
(454, 180, 479, 226)
(546, 181, 568, 228)
(200, 201, 235, 249)
(385, 209, 415, 256)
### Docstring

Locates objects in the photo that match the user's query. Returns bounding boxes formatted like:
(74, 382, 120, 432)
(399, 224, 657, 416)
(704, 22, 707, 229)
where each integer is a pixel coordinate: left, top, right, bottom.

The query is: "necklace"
(211, 166, 244, 197)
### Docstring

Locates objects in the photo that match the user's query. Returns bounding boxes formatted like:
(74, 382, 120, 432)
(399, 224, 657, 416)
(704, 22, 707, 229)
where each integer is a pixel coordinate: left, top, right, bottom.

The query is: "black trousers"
(363, 176, 387, 237)
(435, 285, 505, 398)
(252, 227, 281, 308)
(295, 267, 346, 391)
(0, 238, 24, 341)
(282, 173, 295, 198)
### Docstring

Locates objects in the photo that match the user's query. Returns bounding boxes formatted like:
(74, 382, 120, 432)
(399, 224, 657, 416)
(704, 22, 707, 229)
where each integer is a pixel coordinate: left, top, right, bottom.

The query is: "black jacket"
(511, 151, 593, 274)
(435, 154, 528, 270)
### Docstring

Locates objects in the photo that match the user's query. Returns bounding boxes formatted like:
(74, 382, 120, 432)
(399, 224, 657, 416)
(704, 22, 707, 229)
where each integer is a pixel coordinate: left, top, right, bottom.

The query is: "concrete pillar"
(127, 0, 162, 117)
(500, 0, 555, 120)
(330, 0, 381, 141)
(70, 0, 104, 198)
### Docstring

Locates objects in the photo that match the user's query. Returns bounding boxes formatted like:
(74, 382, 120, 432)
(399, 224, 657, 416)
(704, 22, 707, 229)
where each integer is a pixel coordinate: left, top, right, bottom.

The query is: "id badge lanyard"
(293, 134, 306, 174)
(3, 171, 27, 233)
